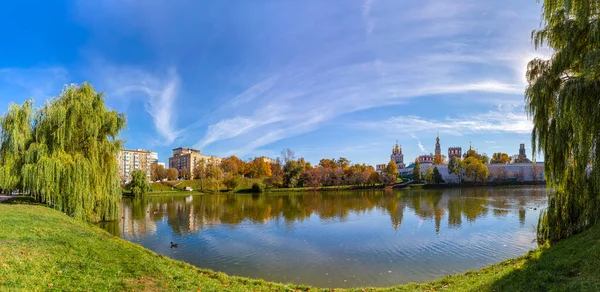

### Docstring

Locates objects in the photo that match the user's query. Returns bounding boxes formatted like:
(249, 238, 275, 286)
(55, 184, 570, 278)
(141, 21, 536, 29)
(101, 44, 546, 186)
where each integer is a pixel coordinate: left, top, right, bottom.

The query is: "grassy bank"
(2, 204, 599, 291)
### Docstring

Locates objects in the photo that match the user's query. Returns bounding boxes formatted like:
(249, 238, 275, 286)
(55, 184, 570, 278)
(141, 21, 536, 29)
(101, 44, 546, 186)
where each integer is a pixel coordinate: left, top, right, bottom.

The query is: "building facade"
(448, 147, 462, 160)
(418, 154, 434, 165)
(117, 149, 157, 183)
(519, 143, 526, 158)
(391, 141, 406, 169)
(168, 147, 222, 174)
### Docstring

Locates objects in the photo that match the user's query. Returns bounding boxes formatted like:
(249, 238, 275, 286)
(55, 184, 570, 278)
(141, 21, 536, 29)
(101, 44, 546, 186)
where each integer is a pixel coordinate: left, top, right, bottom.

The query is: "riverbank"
(1, 203, 598, 291)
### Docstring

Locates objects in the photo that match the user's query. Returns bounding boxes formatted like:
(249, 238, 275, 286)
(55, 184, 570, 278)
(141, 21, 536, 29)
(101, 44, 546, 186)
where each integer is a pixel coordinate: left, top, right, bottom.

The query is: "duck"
(170, 241, 178, 248)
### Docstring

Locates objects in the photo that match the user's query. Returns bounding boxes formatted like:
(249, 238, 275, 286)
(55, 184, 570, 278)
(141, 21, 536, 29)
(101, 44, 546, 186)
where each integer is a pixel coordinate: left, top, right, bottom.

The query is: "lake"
(99, 186, 548, 288)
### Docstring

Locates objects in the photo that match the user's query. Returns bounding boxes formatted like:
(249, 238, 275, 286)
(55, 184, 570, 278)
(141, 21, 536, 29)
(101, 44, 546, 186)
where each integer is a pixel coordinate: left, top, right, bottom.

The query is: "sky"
(0, 0, 550, 166)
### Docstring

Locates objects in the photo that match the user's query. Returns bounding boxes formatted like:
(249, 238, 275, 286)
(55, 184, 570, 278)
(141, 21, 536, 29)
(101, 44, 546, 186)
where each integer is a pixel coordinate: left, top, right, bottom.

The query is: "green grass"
(1, 204, 599, 291)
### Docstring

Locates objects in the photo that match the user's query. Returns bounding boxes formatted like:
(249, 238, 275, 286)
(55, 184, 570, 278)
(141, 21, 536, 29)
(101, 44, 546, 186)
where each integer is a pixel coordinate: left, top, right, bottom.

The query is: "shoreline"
(1, 200, 596, 291)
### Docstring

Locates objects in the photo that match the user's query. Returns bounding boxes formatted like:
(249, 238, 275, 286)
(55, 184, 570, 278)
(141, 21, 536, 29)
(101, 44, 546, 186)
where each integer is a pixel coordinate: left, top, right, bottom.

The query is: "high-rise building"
(390, 140, 406, 169)
(168, 147, 222, 174)
(117, 149, 157, 183)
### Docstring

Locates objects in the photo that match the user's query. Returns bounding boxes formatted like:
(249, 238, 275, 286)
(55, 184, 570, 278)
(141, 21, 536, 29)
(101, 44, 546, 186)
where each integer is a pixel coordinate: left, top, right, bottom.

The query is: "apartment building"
(117, 149, 158, 183)
(168, 147, 221, 174)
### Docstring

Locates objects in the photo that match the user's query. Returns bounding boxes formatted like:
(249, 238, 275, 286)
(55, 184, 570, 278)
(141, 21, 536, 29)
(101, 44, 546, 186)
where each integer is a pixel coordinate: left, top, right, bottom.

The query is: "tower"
(391, 140, 406, 169)
(435, 132, 441, 156)
(519, 143, 526, 158)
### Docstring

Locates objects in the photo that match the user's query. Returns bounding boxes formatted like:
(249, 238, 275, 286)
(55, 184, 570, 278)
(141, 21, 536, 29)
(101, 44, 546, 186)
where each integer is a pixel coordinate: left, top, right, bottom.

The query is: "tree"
(265, 158, 284, 188)
(283, 159, 304, 188)
(448, 156, 462, 183)
(433, 154, 447, 165)
(514, 154, 531, 164)
(383, 160, 398, 185)
(433, 166, 444, 184)
(223, 175, 240, 191)
(491, 152, 511, 164)
(166, 168, 178, 181)
(127, 169, 149, 197)
(368, 171, 382, 186)
(462, 157, 488, 183)
(280, 148, 296, 164)
(0, 100, 33, 194)
(304, 168, 323, 190)
(475, 163, 489, 183)
(424, 167, 434, 184)
(220, 155, 245, 176)
(412, 159, 421, 182)
(526, 0, 600, 243)
(206, 160, 223, 193)
(0, 84, 126, 223)
(150, 164, 167, 181)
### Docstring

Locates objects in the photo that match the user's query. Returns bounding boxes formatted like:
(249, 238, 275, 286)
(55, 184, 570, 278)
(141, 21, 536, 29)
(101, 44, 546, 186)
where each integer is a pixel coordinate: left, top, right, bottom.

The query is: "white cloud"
(100, 65, 182, 144)
(409, 134, 427, 153)
(360, 105, 533, 136)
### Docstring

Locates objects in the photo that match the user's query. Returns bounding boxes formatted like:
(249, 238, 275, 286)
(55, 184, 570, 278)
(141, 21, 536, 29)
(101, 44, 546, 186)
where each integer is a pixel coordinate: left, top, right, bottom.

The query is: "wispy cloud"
(99, 65, 182, 144)
(359, 105, 533, 136)
(409, 134, 427, 153)
(72, 0, 543, 158)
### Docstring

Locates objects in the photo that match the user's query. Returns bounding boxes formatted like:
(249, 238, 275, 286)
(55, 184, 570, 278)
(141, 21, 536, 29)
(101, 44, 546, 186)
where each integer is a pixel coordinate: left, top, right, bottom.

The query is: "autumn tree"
(206, 159, 223, 193)
(412, 159, 421, 182)
(491, 153, 511, 164)
(433, 154, 447, 165)
(304, 168, 323, 190)
(151, 164, 167, 181)
(383, 160, 398, 185)
(368, 171, 382, 186)
(265, 158, 284, 188)
(462, 157, 488, 183)
(166, 168, 178, 181)
(220, 155, 245, 176)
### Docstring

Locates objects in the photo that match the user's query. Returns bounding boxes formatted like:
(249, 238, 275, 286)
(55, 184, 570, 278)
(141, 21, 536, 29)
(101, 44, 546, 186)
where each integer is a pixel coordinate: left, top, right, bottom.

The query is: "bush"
(251, 182, 265, 193)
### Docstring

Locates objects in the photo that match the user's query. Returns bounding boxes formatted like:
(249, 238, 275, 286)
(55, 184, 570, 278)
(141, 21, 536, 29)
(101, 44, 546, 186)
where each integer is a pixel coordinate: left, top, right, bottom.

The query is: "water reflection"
(99, 187, 547, 288)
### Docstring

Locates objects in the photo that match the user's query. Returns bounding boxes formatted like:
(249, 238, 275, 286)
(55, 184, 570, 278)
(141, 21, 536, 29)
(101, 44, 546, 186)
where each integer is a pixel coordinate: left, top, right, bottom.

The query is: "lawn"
(1, 203, 599, 291)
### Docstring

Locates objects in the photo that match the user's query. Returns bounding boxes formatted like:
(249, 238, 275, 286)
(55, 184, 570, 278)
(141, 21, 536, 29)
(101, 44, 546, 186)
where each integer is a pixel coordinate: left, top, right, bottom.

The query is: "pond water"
(99, 186, 548, 288)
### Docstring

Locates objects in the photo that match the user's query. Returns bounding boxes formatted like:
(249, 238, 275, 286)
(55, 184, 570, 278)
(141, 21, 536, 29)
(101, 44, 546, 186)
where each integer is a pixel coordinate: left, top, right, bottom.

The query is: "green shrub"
(251, 182, 265, 193)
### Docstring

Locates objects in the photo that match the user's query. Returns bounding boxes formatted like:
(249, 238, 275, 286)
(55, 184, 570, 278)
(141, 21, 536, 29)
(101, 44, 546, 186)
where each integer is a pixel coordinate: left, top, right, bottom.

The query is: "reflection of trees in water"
(117, 188, 547, 236)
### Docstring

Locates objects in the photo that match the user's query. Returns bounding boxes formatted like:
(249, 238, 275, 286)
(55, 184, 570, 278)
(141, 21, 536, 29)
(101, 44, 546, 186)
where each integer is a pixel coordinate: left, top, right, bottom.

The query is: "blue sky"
(0, 0, 549, 166)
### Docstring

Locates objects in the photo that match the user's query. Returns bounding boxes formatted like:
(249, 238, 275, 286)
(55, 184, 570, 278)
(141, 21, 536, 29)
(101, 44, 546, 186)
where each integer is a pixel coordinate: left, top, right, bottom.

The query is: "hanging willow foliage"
(526, 0, 600, 244)
(0, 83, 126, 222)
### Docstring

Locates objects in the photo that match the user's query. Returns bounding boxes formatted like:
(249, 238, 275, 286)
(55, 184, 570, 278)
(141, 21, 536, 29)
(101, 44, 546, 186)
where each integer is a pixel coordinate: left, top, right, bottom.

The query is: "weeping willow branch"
(0, 83, 126, 222)
(528, 0, 600, 244)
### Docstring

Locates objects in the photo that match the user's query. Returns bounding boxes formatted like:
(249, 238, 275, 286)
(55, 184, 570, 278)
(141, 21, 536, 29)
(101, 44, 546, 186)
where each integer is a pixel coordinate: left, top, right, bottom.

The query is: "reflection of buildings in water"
(117, 188, 547, 236)
(120, 202, 157, 238)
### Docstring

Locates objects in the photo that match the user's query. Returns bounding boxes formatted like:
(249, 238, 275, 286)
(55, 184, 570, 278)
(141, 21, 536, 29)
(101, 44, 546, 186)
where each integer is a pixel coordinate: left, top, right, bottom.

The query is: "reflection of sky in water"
(101, 187, 547, 288)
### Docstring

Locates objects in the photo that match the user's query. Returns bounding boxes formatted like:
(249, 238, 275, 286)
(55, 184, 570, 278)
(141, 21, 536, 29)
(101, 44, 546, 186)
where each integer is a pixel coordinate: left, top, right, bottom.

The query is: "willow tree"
(0, 100, 33, 193)
(15, 83, 126, 222)
(526, 0, 600, 243)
